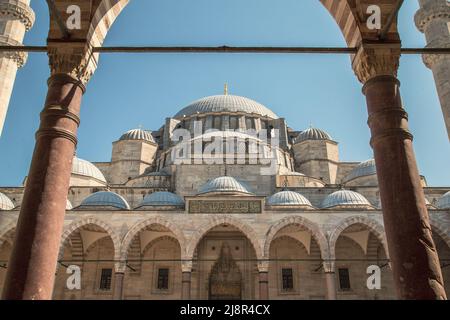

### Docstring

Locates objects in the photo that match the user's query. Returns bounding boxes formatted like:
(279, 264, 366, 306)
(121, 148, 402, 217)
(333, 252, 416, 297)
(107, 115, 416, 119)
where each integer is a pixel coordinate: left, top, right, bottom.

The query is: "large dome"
(294, 127, 332, 143)
(343, 159, 377, 183)
(119, 129, 155, 143)
(267, 191, 312, 207)
(198, 176, 253, 195)
(174, 95, 278, 119)
(321, 190, 372, 209)
(72, 157, 107, 184)
(0, 192, 14, 210)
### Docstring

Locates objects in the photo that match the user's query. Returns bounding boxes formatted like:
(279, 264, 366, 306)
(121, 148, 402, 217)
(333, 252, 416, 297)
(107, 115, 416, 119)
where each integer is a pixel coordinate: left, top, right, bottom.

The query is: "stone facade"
(1, 94, 449, 300)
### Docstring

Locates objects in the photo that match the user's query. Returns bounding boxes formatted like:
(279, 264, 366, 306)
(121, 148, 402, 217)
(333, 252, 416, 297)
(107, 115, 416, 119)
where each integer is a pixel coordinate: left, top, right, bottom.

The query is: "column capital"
(115, 261, 127, 273)
(323, 260, 335, 273)
(47, 41, 98, 85)
(352, 42, 401, 84)
(257, 260, 270, 273)
(181, 260, 193, 273)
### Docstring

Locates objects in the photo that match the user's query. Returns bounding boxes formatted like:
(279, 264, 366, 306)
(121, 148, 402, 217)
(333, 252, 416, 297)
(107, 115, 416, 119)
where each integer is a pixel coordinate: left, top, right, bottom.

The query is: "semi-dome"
(138, 191, 184, 207)
(72, 157, 107, 183)
(198, 176, 253, 195)
(322, 190, 372, 209)
(344, 159, 377, 182)
(119, 129, 155, 143)
(294, 127, 332, 143)
(174, 95, 278, 119)
(437, 191, 450, 209)
(267, 191, 312, 207)
(0, 192, 14, 210)
(79, 191, 130, 210)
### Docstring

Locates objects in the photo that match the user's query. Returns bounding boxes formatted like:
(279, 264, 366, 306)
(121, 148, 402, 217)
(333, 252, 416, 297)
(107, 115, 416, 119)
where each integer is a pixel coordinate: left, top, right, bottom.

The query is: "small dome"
(72, 157, 107, 183)
(294, 127, 332, 143)
(79, 191, 130, 210)
(322, 190, 372, 209)
(267, 191, 312, 206)
(175, 95, 278, 119)
(0, 192, 14, 210)
(66, 199, 73, 210)
(437, 191, 450, 209)
(138, 191, 184, 207)
(120, 129, 155, 143)
(344, 159, 377, 182)
(198, 176, 253, 195)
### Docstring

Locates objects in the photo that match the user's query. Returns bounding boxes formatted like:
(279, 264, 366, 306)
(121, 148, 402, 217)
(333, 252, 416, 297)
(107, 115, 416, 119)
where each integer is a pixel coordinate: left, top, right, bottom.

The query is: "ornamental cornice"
(0, 35, 27, 67)
(415, 2, 450, 33)
(0, 1, 35, 31)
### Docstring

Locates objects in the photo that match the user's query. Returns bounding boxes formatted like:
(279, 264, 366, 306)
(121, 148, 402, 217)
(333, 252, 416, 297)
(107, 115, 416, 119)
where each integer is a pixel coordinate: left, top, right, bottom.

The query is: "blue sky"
(0, 0, 448, 186)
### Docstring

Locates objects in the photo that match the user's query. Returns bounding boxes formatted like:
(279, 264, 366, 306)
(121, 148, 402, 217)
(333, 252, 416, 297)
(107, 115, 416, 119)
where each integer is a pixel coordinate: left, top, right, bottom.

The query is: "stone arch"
(59, 217, 121, 262)
(0, 221, 16, 248)
(187, 215, 263, 260)
(264, 215, 328, 259)
(120, 216, 186, 261)
(429, 219, 450, 250)
(86, 0, 363, 48)
(329, 215, 388, 259)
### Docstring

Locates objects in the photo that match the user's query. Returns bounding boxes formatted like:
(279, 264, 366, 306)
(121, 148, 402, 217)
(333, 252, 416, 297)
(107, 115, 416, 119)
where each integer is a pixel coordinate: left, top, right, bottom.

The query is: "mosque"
(0, 92, 449, 300)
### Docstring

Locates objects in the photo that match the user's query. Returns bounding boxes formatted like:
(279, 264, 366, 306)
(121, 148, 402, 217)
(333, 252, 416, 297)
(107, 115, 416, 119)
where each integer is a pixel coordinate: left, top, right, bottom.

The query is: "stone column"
(323, 261, 336, 300)
(0, 0, 35, 136)
(258, 272, 269, 300)
(113, 272, 125, 300)
(415, 0, 450, 140)
(353, 44, 447, 299)
(182, 272, 191, 300)
(1, 43, 96, 300)
(181, 260, 192, 300)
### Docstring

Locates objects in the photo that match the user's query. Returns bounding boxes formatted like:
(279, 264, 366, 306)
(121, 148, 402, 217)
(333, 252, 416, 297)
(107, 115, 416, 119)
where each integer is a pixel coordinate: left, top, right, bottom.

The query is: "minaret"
(415, 0, 450, 140)
(0, 0, 35, 136)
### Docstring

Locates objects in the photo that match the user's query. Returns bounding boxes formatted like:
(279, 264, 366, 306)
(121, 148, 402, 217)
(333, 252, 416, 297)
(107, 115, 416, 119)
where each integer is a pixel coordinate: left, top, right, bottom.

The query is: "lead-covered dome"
(437, 191, 450, 209)
(0, 192, 14, 210)
(79, 191, 130, 210)
(119, 129, 155, 143)
(174, 95, 278, 119)
(322, 190, 372, 209)
(294, 127, 332, 143)
(267, 191, 312, 207)
(198, 176, 253, 195)
(137, 191, 184, 208)
(72, 157, 107, 184)
(343, 159, 377, 183)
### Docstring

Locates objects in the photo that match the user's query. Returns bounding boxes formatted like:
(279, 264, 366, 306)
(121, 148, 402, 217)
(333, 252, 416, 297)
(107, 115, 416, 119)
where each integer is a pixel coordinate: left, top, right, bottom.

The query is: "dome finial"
(224, 83, 228, 95)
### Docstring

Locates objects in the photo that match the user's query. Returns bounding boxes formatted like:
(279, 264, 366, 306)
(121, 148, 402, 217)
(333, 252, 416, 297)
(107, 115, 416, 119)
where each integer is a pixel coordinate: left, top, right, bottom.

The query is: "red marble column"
(1, 73, 84, 300)
(259, 271, 269, 300)
(181, 271, 191, 300)
(113, 272, 125, 300)
(363, 75, 447, 299)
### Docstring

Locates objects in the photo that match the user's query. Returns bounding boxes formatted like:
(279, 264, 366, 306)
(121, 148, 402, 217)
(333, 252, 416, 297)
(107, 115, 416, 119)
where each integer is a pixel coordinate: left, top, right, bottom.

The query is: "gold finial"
(224, 83, 228, 95)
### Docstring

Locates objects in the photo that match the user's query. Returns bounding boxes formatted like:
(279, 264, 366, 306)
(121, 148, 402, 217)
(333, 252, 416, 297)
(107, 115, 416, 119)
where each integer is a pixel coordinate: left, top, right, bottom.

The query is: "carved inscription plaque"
(189, 200, 261, 214)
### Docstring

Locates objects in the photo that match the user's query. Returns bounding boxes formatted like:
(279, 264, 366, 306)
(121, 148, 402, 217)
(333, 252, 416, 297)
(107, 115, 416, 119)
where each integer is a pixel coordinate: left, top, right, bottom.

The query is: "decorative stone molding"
(322, 260, 335, 273)
(352, 43, 401, 84)
(422, 40, 450, 69)
(48, 42, 98, 85)
(0, 0, 35, 31)
(415, 2, 450, 33)
(181, 260, 193, 273)
(0, 36, 27, 67)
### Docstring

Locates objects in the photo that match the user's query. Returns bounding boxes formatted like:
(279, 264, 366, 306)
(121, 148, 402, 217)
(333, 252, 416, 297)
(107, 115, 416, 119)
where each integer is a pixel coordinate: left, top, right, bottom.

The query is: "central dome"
(174, 95, 278, 119)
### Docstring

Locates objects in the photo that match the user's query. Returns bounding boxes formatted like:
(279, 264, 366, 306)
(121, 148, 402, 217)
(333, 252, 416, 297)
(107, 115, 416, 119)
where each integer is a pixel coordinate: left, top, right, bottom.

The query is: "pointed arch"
(264, 215, 328, 259)
(120, 216, 186, 261)
(329, 215, 388, 259)
(186, 215, 263, 260)
(0, 221, 16, 248)
(59, 217, 121, 262)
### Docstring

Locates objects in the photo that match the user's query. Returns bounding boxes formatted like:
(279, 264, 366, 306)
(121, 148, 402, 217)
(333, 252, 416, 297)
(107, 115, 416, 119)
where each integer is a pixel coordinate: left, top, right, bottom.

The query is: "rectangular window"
(213, 116, 222, 130)
(338, 268, 351, 291)
(99, 268, 112, 291)
(157, 268, 169, 290)
(245, 117, 255, 130)
(281, 268, 294, 291)
(229, 116, 238, 130)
